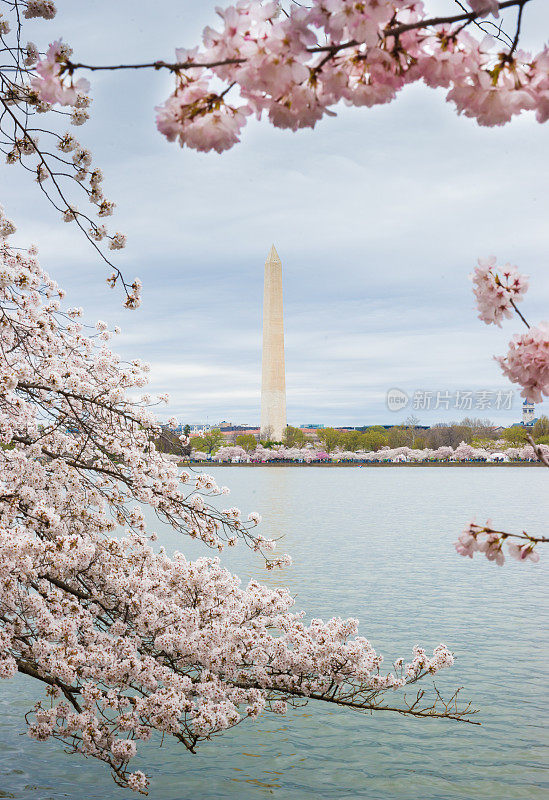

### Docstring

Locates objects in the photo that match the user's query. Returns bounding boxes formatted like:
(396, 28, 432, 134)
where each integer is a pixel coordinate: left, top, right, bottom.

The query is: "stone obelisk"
(260, 245, 287, 441)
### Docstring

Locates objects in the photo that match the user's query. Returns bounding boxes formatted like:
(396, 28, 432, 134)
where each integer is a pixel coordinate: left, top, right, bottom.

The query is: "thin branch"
(64, 57, 246, 74)
(509, 298, 531, 329)
(510, 0, 527, 53)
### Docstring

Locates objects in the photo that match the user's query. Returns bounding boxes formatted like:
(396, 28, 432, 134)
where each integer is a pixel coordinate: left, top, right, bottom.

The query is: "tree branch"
(62, 1, 532, 76)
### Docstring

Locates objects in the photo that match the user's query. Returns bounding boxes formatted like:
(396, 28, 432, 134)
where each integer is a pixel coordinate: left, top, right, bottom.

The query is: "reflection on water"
(1, 467, 548, 800)
(247, 467, 296, 591)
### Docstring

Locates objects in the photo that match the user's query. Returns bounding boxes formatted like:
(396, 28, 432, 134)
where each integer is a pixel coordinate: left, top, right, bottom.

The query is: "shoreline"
(180, 461, 544, 468)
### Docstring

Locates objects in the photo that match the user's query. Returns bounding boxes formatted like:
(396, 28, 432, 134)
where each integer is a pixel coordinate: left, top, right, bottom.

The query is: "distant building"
(301, 424, 324, 429)
(357, 424, 429, 431)
(212, 425, 258, 433)
(522, 400, 536, 427)
(190, 423, 211, 435)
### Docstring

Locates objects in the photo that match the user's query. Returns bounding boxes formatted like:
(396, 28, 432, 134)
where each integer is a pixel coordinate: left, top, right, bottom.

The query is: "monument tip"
(266, 243, 281, 263)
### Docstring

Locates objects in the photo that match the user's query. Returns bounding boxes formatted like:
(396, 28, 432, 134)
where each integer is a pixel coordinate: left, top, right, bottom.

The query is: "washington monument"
(260, 245, 287, 441)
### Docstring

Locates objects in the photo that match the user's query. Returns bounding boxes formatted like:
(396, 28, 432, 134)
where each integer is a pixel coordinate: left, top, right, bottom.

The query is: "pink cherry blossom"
(455, 522, 480, 558)
(0, 0, 547, 301)
(471, 256, 529, 326)
(31, 40, 89, 106)
(496, 322, 549, 402)
(149, 1, 549, 153)
(467, 1, 500, 18)
(508, 542, 541, 562)
(530, 46, 549, 123)
(0, 225, 468, 792)
(24, 1, 57, 20)
(456, 521, 544, 566)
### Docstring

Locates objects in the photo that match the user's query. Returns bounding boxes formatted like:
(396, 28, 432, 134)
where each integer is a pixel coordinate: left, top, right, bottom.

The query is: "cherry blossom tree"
(0, 202, 476, 792)
(213, 444, 249, 461)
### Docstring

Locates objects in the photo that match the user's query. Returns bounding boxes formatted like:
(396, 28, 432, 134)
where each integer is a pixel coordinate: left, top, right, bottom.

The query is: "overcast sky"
(4, 0, 549, 427)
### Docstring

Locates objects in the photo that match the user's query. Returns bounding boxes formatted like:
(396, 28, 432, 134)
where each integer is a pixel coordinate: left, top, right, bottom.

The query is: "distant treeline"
(309, 416, 549, 452)
(154, 416, 549, 457)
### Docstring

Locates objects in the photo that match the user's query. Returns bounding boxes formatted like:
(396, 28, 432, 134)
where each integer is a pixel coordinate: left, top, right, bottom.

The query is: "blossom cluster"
(0, 226, 465, 791)
(471, 256, 529, 326)
(496, 322, 549, 403)
(19, 2, 547, 156)
(31, 39, 90, 105)
(468, 1, 500, 17)
(23, 1, 56, 20)
(471, 257, 549, 404)
(147, 1, 549, 152)
(4, 2, 547, 300)
(456, 521, 541, 565)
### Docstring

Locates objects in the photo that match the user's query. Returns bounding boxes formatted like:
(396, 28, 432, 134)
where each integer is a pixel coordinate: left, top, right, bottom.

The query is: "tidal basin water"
(1, 467, 548, 800)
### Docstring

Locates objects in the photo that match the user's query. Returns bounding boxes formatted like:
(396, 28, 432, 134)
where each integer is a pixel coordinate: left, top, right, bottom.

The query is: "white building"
(190, 423, 211, 435)
(522, 400, 535, 427)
